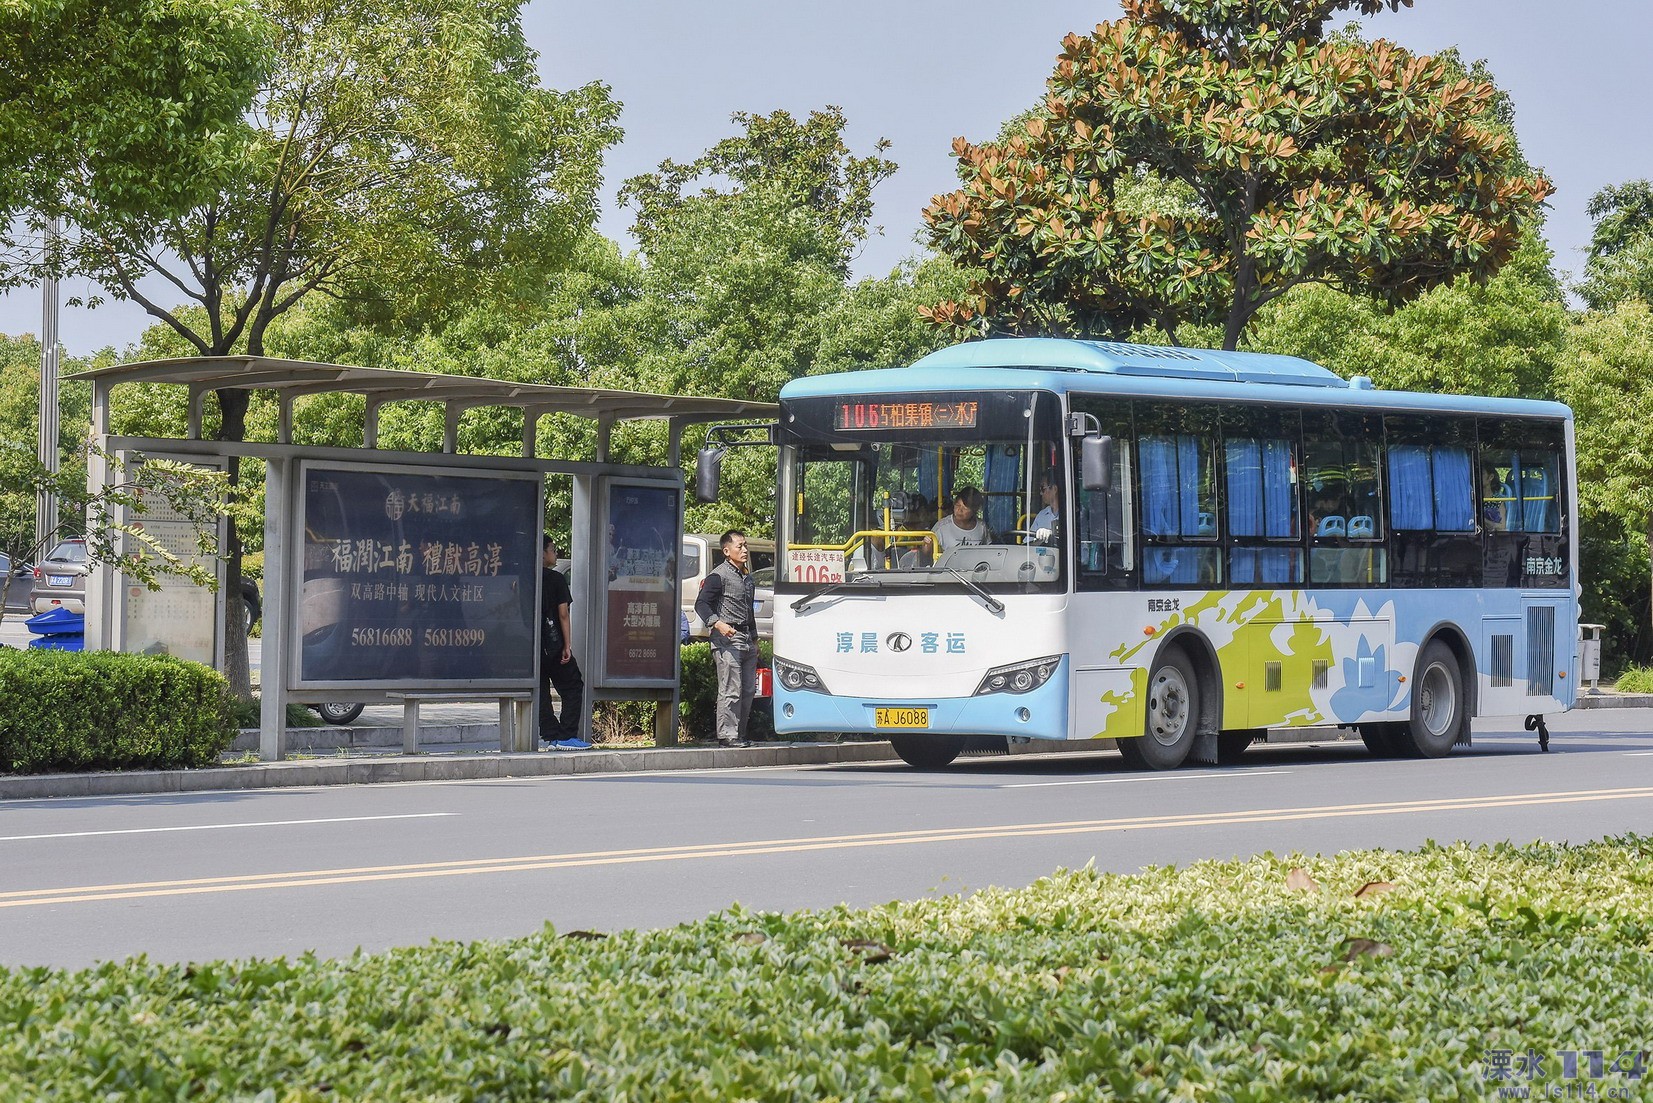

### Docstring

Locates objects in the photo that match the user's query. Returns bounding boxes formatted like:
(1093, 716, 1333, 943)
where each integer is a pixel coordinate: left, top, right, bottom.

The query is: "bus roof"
(783, 338, 1571, 420)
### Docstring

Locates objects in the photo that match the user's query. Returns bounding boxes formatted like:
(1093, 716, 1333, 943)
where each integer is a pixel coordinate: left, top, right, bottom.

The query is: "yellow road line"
(6, 785, 1653, 909)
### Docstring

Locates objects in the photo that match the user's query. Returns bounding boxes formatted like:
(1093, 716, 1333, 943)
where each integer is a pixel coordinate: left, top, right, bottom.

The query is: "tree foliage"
(1578, 180, 1653, 312)
(1555, 301, 1653, 629)
(1249, 229, 1565, 398)
(922, 0, 1552, 349)
(620, 107, 895, 278)
(35, 0, 620, 359)
(0, 0, 268, 241)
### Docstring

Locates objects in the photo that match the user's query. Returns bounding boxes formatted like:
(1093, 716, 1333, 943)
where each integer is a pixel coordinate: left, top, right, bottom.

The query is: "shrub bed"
(3, 837, 1652, 1098)
(0, 649, 236, 774)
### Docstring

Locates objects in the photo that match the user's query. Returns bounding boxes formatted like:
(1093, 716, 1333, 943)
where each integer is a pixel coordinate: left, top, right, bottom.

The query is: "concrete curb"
(228, 725, 497, 752)
(0, 741, 904, 801)
(1575, 693, 1653, 709)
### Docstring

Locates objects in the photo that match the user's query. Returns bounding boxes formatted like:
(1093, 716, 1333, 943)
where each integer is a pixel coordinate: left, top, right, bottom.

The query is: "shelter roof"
(69, 356, 777, 422)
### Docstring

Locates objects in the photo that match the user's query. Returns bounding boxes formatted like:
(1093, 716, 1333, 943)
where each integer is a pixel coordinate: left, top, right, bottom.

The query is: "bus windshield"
(780, 391, 1066, 588)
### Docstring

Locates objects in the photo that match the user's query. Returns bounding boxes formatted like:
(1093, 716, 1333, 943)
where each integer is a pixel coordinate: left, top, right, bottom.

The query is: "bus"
(740, 337, 1576, 769)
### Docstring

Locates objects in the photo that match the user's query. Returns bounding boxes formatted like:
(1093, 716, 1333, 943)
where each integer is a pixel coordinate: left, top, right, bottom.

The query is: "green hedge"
(3, 837, 1652, 1098)
(679, 639, 776, 741)
(0, 649, 236, 774)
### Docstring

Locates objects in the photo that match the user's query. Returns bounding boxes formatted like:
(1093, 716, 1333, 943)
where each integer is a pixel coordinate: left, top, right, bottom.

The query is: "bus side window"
(1075, 404, 1134, 578)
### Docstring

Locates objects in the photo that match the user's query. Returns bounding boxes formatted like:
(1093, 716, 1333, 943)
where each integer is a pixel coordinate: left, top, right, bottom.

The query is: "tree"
(921, 0, 1552, 350)
(1250, 228, 1566, 398)
(1555, 302, 1653, 634)
(617, 109, 898, 533)
(0, 335, 93, 556)
(10, 0, 620, 695)
(0, 0, 268, 239)
(620, 107, 895, 279)
(1579, 180, 1653, 311)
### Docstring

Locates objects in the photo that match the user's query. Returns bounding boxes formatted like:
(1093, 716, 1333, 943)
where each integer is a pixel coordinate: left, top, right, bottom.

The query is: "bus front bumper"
(773, 660, 1069, 741)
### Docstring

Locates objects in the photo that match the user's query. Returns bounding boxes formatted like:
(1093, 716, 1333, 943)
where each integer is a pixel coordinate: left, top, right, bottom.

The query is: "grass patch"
(1611, 664, 1653, 694)
(3, 837, 1651, 1098)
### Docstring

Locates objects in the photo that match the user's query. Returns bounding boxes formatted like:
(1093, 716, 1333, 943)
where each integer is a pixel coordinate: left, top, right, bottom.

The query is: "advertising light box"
(296, 463, 540, 686)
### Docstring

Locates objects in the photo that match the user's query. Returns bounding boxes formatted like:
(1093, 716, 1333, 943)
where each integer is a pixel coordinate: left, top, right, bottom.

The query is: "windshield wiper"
(791, 574, 885, 611)
(942, 568, 1006, 614)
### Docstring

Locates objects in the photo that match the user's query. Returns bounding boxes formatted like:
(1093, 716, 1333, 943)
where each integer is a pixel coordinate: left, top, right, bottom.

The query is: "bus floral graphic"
(1330, 636, 1406, 723)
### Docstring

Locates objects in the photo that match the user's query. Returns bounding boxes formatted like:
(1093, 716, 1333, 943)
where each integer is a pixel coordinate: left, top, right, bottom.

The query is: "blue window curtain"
(1432, 447, 1475, 531)
(1175, 436, 1203, 537)
(1227, 438, 1296, 540)
(1143, 436, 1209, 539)
(1226, 440, 1263, 537)
(1388, 445, 1433, 530)
(982, 444, 1020, 536)
(1521, 452, 1559, 532)
(1262, 439, 1297, 538)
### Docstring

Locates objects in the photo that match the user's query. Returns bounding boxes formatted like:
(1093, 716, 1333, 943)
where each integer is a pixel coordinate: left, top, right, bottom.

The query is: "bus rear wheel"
(1118, 649, 1199, 771)
(1397, 640, 1465, 758)
(890, 734, 964, 769)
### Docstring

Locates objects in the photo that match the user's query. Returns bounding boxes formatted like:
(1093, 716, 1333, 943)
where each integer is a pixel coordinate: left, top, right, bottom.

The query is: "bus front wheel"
(1118, 649, 1199, 771)
(890, 734, 964, 769)
(1398, 640, 1465, 758)
(1359, 722, 1406, 758)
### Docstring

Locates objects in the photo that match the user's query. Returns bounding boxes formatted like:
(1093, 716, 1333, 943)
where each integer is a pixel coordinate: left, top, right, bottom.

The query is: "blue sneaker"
(553, 738, 592, 750)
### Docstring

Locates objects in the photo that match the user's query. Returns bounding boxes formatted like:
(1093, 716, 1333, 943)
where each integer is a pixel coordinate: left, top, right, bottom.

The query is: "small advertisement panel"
(117, 452, 224, 665)
(602, 480, 680, 683)
(297, 464, 539, 686)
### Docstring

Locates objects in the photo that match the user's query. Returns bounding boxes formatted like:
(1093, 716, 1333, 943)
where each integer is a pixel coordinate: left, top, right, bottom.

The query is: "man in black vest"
(694, 529, 757, 747)
(540, 535, 587, 749)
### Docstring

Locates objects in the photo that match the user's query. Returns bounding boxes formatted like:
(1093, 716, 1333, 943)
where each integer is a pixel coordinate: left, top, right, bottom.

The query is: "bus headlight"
(973, 656, 1061, 697)
(773, 656, 828, 694)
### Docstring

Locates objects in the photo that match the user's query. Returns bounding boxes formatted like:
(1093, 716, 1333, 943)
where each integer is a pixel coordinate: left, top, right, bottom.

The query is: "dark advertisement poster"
(299, 466, 539, 684)
(604, 482, 679, 682)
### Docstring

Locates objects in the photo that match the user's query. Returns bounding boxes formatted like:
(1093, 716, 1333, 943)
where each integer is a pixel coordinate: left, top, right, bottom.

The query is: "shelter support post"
(259, 456, 291, 761)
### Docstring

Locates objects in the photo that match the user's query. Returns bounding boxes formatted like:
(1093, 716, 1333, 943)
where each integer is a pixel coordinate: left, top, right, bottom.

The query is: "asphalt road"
(3, 711, 1652, 969)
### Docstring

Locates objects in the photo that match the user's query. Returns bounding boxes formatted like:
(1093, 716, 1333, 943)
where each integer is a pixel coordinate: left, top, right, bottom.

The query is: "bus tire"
(890, 734, 963, 769)
(1398, 640, 1464, 758)
(1359, 722, 1406, 758)
(1118, 648, 1199, 771)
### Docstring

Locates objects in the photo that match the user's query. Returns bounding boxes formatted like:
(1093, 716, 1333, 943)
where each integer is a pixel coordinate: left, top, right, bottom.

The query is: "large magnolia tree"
(922, 0, 1552, 349)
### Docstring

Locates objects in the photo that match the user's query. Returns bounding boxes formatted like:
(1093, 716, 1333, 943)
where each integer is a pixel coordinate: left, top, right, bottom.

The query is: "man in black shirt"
(540, 535, 587, 749)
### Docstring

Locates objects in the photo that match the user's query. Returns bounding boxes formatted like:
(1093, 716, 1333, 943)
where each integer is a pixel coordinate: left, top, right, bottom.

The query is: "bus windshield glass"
(780, 390, 1066, 589)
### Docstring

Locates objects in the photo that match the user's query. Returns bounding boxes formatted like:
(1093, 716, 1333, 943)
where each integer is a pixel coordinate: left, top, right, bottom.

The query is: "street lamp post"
(36, 218, 61, 551)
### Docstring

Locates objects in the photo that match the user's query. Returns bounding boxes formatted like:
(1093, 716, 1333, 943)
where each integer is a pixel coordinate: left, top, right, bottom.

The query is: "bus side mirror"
(694, 446, 725, 503)
(1081, 434, 1114, 492)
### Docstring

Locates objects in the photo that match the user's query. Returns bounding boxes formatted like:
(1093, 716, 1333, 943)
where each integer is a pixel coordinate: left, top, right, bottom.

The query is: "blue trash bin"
(24, 607, 84, 652)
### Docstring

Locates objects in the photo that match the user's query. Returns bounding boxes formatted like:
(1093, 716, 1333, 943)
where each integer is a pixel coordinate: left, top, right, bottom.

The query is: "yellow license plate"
(875, 707, 929, 729)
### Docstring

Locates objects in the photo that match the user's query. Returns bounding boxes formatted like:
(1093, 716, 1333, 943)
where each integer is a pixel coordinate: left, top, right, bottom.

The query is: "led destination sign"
(833, 400, 979, 431)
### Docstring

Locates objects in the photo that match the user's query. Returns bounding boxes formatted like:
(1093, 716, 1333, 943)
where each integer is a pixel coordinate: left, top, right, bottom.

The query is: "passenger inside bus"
(933, 486, 993, 552)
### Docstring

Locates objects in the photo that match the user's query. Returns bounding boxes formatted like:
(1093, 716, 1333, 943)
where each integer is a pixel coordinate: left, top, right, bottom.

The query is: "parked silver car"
(29, 538, 88, 615)
(30, 537, 263, 630)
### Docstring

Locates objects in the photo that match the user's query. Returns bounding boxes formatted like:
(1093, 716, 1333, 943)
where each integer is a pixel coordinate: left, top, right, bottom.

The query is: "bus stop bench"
(384, 691, 535, 754)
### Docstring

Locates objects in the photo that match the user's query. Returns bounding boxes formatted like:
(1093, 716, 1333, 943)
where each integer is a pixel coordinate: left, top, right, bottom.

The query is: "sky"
(4, 0, 1648, 356)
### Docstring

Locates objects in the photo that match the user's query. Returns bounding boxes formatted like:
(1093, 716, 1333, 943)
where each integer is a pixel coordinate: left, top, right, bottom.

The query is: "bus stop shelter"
(70, 356, 776, 760)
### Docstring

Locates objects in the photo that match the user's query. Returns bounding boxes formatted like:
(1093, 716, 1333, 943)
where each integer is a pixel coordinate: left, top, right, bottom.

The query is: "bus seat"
(1195, 511, 1216, 536)
(1346, 515, 1374, 539)
(1315, 515, 1346, 538)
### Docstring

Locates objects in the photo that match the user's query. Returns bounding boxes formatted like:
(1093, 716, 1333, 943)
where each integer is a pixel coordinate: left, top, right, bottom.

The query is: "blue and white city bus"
(754, 338, 1577, 769)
